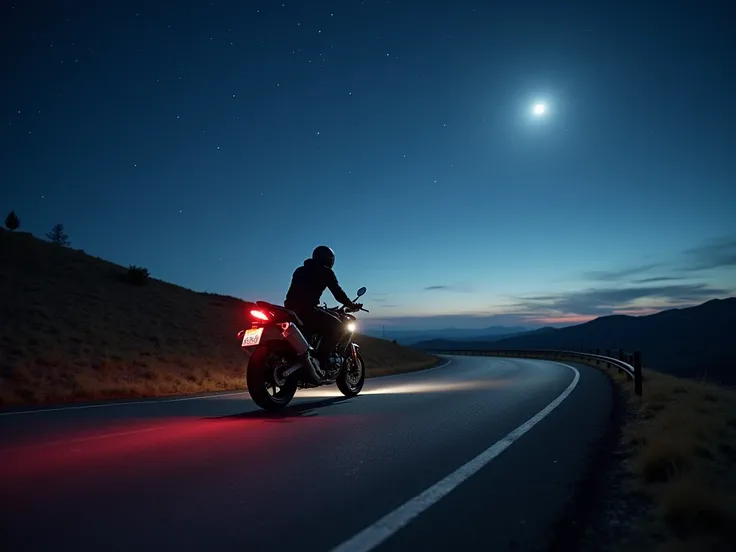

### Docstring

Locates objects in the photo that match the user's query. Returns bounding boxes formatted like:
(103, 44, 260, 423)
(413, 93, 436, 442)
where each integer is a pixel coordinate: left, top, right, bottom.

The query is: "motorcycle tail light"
(249, 309, 269, 321)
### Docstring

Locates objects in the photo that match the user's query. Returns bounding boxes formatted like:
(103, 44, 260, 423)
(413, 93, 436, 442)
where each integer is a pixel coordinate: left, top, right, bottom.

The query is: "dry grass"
(621, 370, 736, 551)
(568, 355, 736, 552)
(0, 229, 439, 407)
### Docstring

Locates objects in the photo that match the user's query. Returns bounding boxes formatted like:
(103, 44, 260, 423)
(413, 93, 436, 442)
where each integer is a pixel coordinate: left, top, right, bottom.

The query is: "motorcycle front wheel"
(246, 341, 298, 412)
(337, 350, 365, 397)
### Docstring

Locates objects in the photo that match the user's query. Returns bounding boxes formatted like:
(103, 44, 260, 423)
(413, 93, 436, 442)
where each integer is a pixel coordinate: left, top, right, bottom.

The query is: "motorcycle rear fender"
(239, 324, 285, 350)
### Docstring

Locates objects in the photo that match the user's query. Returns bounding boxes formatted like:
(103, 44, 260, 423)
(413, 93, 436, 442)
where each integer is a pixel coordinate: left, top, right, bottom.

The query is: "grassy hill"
(417, 298, 736, 385)
(0, 229, 439, 407)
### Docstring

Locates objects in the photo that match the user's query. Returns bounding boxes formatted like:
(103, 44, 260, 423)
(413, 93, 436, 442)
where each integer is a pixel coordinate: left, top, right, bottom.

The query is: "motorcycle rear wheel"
(246, 341, 298, 412)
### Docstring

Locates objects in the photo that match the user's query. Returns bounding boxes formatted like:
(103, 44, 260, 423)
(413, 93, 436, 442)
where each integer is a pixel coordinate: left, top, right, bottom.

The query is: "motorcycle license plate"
(241, 328, 263, 347)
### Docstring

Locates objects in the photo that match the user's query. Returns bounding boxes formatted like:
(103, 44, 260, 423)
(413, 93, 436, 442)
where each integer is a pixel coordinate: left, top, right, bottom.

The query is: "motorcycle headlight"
(347, 322, 356, 332)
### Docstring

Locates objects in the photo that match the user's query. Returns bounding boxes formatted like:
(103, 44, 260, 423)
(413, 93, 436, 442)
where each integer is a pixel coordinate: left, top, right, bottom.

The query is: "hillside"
(0, 229, 439, 407)
(418, 299, 736, 384)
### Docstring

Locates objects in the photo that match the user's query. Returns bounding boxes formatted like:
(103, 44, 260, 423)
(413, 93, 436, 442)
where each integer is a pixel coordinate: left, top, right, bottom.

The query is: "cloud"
(631, 276, 684, 283)
(424, 284, 474, 292)
(513, 283, 730, 316)
(680, 235, 736, 272)
(583, 263, 662, 282)
(581, 234, 736, 284)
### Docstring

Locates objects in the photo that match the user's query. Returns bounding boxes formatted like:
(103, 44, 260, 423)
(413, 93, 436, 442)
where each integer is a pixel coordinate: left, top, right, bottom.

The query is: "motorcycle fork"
(338, 336, 359, 365)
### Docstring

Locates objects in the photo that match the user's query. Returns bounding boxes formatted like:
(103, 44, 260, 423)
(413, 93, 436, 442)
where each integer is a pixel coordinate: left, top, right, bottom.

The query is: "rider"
(284, 245, 362, 372)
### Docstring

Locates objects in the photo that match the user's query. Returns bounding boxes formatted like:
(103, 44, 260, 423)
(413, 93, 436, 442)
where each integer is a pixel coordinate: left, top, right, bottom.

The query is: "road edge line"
(0, 359, 455, 418)
(329, 361, 581, 552)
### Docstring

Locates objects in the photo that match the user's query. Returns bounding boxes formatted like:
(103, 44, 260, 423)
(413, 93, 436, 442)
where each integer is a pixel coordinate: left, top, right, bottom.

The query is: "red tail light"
(249, 309, 269, 321)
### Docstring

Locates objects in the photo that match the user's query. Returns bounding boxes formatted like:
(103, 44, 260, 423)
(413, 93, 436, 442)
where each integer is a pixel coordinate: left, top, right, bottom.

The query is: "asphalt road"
(1, 355, 612, 552)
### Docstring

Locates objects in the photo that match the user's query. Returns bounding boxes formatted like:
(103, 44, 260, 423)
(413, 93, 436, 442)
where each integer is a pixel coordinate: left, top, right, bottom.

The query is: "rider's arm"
(326, 269, 353, 306)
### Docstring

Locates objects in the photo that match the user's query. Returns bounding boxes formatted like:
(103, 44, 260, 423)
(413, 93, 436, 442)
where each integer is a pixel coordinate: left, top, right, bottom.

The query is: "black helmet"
(312, 245, 335, 268)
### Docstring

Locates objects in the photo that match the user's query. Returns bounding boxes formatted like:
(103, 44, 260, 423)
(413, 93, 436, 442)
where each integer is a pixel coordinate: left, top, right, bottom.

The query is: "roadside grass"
(0, 229, 439, 407)
(567, 355, 736, 552)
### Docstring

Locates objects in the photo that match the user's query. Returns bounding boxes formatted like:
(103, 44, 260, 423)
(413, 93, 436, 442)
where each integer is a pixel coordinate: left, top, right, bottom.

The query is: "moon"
(532, 103, 547, 116)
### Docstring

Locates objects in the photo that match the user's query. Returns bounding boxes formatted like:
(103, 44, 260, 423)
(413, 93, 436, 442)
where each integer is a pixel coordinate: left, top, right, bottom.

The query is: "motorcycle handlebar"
(326, 304, 369, 314)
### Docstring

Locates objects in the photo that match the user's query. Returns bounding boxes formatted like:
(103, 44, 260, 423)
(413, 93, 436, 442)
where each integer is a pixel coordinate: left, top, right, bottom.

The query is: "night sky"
(3, 1, 735, 330)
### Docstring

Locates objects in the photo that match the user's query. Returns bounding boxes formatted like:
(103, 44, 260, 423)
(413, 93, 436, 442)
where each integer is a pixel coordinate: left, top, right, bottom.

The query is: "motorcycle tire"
(337, 350, 365, 397)
(246, 341, 298, 412)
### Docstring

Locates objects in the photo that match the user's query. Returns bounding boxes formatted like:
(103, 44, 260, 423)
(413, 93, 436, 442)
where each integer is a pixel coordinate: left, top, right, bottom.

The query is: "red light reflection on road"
(0, 413, 352, 488)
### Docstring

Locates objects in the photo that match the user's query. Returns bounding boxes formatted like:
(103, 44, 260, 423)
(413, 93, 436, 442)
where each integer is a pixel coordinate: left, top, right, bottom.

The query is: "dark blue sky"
(3, 1, 735, 330)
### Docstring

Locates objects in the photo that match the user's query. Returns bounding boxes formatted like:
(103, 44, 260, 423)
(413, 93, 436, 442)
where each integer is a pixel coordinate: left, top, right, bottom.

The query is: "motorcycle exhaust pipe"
(281, 322, 321, 384)
(281, 322, 309, 355)
(282, 364, 301, 378)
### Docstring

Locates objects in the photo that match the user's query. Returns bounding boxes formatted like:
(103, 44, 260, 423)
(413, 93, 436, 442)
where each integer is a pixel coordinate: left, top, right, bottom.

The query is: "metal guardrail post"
(634, 351, 642, 396)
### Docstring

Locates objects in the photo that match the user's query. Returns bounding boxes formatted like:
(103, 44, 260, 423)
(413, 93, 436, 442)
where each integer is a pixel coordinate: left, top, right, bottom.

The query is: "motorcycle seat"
(256, 301, 304, 327)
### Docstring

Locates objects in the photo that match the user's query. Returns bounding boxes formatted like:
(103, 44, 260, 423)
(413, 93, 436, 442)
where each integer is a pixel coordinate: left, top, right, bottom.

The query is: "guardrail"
(426, 348, 643, 396)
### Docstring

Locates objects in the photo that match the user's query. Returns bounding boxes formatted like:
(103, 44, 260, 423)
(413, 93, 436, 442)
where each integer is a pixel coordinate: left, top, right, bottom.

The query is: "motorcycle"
(237, 286, 370, 411)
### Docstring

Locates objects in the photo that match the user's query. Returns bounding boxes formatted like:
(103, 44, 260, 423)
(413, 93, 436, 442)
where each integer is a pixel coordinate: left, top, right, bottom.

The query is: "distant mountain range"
(362, 326, 533, 346)
(412, 326, 558, 350)
(413, 298, 736, 385)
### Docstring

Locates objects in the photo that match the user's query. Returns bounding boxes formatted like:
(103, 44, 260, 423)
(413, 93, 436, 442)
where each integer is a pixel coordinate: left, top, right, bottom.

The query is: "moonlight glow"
(533, 103, 547, 116)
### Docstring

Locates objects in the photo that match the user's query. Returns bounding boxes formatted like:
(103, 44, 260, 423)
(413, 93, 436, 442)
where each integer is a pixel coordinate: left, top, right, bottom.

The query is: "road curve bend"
(1, 355, 612, 552)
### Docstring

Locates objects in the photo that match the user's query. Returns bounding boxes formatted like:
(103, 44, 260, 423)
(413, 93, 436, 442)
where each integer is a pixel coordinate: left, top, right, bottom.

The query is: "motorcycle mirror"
(356, 286, 366, 297)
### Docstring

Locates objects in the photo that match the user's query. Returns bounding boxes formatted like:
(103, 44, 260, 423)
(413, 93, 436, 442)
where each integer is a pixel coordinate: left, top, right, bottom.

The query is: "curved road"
(1, 355, 612, 552)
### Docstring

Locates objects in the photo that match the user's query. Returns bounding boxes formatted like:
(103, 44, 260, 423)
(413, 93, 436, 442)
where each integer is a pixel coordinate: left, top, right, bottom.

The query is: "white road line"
(329, 361, 581, 552)
(0, 390, 250, 417)
(0, 358, 454, 418)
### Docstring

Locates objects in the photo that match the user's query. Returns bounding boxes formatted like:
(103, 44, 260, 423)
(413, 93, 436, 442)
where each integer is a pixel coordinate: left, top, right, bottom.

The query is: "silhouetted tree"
(125, 265, 150, 286)
(4, 210, 20, 231)
(46, 223, 70, 246)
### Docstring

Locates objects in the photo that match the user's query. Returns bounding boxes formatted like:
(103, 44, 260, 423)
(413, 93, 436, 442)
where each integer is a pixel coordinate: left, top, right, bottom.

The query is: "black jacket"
(284, 258, 353, 312)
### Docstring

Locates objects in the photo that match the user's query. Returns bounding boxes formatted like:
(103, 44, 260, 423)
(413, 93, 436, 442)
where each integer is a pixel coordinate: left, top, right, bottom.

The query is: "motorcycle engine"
(329, 354, 344, 369)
